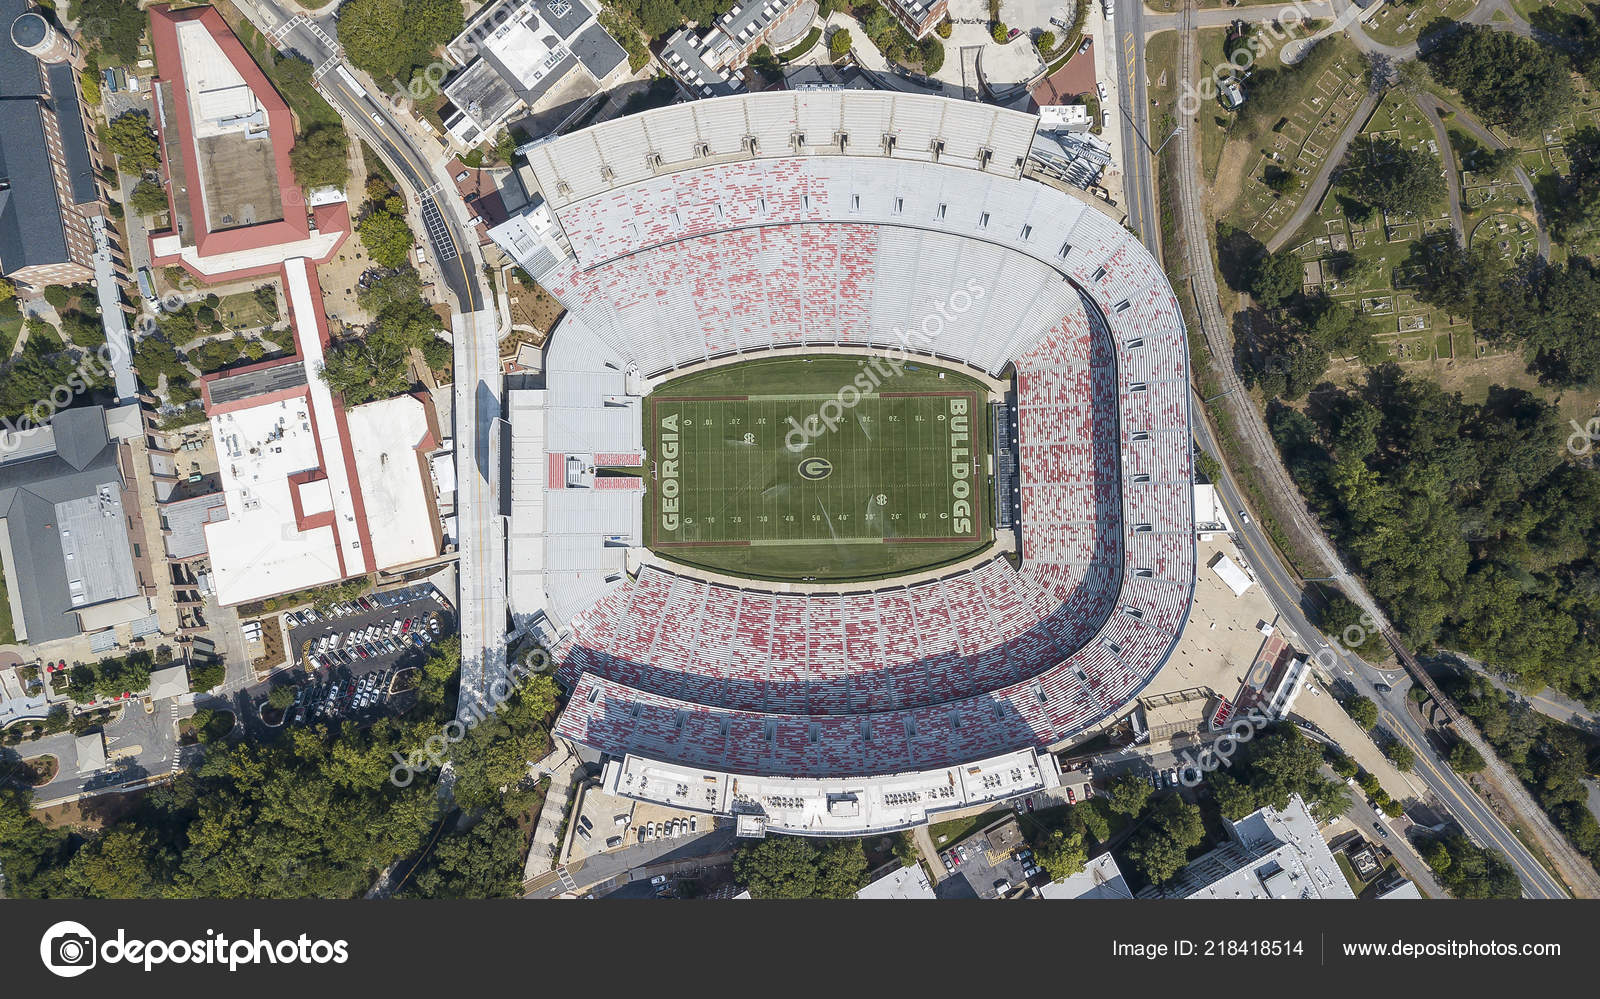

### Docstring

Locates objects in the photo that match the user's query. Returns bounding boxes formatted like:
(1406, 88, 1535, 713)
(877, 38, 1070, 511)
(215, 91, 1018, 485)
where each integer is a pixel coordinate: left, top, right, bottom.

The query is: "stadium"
(492, 91, 1195, 837)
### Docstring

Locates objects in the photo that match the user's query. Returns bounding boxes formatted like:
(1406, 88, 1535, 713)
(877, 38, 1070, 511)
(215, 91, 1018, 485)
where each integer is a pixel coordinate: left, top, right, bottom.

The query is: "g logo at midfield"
(798, 457, 832, 480)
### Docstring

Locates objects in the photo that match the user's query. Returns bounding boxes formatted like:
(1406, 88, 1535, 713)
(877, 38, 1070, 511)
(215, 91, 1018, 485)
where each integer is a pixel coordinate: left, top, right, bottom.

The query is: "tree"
(1386, 741, 1415, 772)
(829, 29, 852, 59)
(1035, 828, 1087, 881)
(267, 685, 297, 711)
(338, 0, 465, 82)
(1123, 794, 1205, 886)
(0, 279, 13, 305)
(1250, 249, 1303, 309)
(1448, 741, 1486, 774)
(448, 676, 560, 811)
(290, 124, 352, 191)
(1035, 30, 1056, 56)
(76, 0, 150, 63)
(919, 37, 945, 74)
(1340, 137, 1446, 218)
(1425, 25, 1573, 138)
(102, 111, 161, 175)
(0, 787, 68, 897)
(1347, 696, 1379, 730)
(359, 209, 415, 270)
(733, 836, 866, 899)
(1209, 771, 1259, 820)
(129, 179, 170, 217)
(1107, 774, 1153, 816)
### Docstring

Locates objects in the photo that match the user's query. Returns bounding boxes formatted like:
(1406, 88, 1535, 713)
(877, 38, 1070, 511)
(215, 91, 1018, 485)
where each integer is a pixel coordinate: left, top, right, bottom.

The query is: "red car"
(1065, 788, 1076, 804)
(1025, 796, 1035, 812)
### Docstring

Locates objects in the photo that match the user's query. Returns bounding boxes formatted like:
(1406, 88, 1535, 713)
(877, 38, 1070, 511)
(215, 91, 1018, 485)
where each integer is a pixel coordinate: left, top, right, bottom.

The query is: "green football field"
(645, 357, 992, 582)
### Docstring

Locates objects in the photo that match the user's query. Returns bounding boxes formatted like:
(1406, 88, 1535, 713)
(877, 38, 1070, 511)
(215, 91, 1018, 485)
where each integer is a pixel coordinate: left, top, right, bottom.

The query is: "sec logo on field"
(798, 457, 832, 480)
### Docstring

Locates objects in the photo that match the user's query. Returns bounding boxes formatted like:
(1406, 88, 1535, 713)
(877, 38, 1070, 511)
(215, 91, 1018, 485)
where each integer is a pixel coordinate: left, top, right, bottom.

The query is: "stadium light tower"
(1150, 125, 1184, 156)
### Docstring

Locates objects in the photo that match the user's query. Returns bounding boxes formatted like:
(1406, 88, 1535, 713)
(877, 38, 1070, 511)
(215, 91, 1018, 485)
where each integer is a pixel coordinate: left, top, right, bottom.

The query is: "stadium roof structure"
(495, 90, 1195, 836)
(145, 4, 348, 282)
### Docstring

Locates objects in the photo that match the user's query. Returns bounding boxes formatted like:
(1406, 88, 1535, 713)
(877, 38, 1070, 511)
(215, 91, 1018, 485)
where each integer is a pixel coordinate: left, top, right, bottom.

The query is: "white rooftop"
(856, 864, 936, 900)
(345, 394, 439, 570)
(1039, 853, 1133, 899)
(1149, 795, 1355, 900)
(603, 748, 1061, 837)
(204, 396, 343, 605)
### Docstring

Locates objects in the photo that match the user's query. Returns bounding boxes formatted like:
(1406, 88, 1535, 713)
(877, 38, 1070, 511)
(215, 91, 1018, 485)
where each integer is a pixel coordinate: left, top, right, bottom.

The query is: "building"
(878, 0, 948, 40)
(1219, 78, 1246, 110)
(0, 406, 153, 646)
(145, 4, 349, 283)
(1138, 794, 1356, 899)
(197, 261, 445, 606)
(660, 0, 807, 98)
(856, 863, 936, 900)
(0, 1, 102, 289)
(1038, 104, 1092, 133)
(440, 0, 627, 146)
(1039, 853, 1133, 899)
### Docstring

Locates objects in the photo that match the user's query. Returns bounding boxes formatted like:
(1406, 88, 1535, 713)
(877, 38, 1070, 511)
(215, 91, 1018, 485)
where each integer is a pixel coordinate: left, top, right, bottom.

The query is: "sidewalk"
(521, 747, 579, 880)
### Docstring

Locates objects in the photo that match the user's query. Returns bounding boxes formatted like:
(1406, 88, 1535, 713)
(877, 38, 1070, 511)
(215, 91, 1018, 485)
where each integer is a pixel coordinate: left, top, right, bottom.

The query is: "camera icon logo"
(39, 920, 97, 977)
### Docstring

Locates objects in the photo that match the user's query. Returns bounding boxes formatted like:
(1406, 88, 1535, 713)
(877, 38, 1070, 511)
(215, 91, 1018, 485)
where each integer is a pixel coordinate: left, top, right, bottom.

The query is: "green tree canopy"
(1339, 137, 1447, 219)
(129, 179, 170, 217)
(732, 836, 868, 898)
(103, 111, 161, 175)
(1426, 25, 1573, 138)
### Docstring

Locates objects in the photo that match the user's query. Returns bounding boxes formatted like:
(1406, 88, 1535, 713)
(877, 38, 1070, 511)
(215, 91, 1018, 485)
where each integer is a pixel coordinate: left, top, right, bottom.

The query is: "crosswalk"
(421, 199, 458, 262)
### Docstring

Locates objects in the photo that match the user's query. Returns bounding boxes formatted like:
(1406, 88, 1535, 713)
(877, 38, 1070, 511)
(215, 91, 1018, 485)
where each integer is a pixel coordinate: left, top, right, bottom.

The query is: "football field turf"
(645, 357, 992, 582)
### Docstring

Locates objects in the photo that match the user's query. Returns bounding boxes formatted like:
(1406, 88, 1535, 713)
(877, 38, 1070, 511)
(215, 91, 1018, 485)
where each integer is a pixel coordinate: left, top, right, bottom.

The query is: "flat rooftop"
(56, 487, 140, 609)
(344, 395, 440, 570)
(175, 18, 283, 232)
(205, 360, 308, 408)
(603, 747, 1060, 836)
(204, 394, 344, 605)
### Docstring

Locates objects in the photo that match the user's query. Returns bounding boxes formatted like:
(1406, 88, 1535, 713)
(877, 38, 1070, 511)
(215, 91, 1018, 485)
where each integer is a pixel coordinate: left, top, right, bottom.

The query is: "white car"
(1237, 508, 1251, 525)
(1096, 81, 1108, 102)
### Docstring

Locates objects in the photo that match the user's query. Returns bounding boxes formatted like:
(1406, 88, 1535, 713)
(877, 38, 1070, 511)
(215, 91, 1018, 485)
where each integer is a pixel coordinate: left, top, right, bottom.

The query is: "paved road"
(1110, 1, 1160, 256)
(523, 827, 740, 898)
(1412, 91, 1552, 258)
(1444, 649, 1599, 732)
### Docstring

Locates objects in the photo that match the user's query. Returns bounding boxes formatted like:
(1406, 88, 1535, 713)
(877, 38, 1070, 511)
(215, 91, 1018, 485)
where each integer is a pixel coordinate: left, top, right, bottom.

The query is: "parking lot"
(935, 815, 1044, 899)
(278, 584, 454, 725)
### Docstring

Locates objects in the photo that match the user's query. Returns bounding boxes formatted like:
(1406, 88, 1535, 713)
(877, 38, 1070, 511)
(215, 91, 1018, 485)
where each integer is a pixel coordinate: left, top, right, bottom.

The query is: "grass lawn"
(928, 807, 1005, 848)
(0, 570, 14, 644)
(645, 356, 991, 582)
(217, 288, 278, 329)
